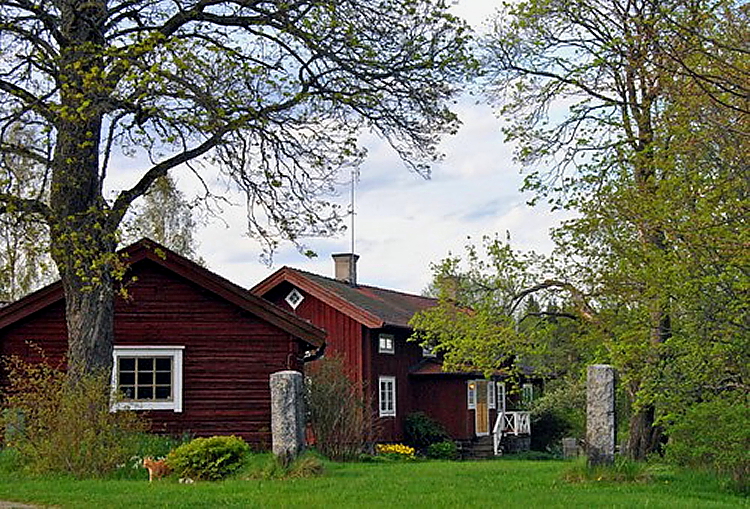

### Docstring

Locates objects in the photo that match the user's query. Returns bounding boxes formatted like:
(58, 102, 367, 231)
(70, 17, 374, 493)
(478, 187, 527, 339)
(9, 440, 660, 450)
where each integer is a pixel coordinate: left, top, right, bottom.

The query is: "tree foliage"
(121, 174, 203, 263)
(0, 0, 472, 377)
(411, 236, 592, 381)
(413, 0, 748, 459)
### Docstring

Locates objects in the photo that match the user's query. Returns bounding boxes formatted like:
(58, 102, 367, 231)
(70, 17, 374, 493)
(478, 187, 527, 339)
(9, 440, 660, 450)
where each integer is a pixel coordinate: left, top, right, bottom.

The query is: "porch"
(459, 410, 531, 459)
(492, 410, 531, 455)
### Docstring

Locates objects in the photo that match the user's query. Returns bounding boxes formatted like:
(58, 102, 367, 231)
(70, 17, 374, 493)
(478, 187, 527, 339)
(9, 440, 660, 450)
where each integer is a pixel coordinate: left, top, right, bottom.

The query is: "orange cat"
(143, 457, 171, 482)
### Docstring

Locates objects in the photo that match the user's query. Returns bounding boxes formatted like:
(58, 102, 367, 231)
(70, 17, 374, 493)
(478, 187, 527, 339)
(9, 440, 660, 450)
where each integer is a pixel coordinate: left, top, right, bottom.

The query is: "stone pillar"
(562, 437, 579, 459)
(586, 364, 616, 466)
(270, 370, 306, 465)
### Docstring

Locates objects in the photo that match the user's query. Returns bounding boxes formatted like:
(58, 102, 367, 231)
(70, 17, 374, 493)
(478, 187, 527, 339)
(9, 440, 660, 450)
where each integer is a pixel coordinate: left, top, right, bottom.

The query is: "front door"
(475, 380, 489, 436)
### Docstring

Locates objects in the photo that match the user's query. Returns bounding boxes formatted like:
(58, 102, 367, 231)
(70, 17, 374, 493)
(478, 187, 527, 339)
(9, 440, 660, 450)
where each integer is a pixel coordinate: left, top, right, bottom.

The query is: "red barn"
(252, 254, 532, 454)
(0, 239, 325, 446)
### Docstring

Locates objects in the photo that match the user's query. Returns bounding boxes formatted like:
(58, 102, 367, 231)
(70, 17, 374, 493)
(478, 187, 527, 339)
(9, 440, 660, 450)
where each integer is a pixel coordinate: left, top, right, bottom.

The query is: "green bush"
(166, 435, 250, 480)
(404, 412, 449, 450)
(665, 396, 749, 491)
(0, 356, 148, 478)
(530, 409, 573, 453)
(426, 440, 458, 460)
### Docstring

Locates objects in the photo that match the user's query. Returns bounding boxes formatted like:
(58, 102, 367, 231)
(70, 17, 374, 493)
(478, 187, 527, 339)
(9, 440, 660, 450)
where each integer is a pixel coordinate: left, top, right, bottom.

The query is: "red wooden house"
(0, 239, 325, 446)
(252, 254, 531, 452)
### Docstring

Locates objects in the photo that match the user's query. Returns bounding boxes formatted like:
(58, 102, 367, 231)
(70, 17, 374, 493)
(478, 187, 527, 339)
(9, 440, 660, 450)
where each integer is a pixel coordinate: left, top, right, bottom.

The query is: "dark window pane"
(120, 386, 135, 399)
(137, 386, 153, 400)
(137, 372, 153, 385)
(137, 358, 153, 371)
(119, 372, 135, 385)
(155, 386, 171, 400)
(119, 357, 135, 371)
(155, 358, 171, 371)
(155, 372, 171, 385)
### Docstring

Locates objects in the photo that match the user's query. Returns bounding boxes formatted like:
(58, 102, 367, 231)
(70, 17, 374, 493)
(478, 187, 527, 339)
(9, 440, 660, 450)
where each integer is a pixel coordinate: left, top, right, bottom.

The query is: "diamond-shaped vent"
(285, 288, 304, 309)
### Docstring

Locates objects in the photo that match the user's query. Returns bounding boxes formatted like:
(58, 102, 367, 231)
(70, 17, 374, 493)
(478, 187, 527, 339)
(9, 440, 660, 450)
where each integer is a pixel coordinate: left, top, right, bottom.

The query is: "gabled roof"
(251, 266, 437, 329)
(0, 239, 325, 347)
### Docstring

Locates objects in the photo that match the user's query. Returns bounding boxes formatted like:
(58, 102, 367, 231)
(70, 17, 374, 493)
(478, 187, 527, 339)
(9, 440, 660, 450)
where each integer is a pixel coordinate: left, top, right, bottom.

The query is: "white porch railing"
(492, 411, 531, 455)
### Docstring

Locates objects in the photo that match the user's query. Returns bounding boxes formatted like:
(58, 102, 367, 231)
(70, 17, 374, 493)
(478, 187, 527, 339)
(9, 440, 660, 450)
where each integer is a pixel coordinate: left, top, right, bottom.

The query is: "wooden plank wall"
(0, 260, 302, 446)
(263, 282, 364, 383)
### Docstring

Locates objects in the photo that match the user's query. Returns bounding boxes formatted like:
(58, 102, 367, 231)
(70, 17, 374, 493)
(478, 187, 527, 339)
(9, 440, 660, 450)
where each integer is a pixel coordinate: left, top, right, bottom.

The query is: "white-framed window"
(378, 376, 396, 417)
(421, 345, 436, 358)
(378, 333, 395, 354)
(488, 381, 496, 410)
(522, 383, 534, 405)
(467, 380, 477, 409)
(111, 346, 184, 412)
(285, 288, 304, 310)
(497, 382, 506, 412)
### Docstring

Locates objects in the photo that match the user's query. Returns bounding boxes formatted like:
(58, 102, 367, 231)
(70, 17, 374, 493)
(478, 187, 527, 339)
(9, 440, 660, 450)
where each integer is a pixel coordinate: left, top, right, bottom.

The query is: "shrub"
(530, 409, 573, 453)
(306, 356, 376, 461)
(527, 378, 584, 453)
(0, 356, 149, 478)
(426, 440, 458, 460)
(166, 435, 250, 481)
(665, 396, 749, 491)
(404, 412, 449, 450)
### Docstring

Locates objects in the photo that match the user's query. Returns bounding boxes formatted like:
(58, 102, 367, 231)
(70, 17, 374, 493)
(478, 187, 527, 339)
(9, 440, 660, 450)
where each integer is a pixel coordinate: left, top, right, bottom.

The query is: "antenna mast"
(350, 168, 357, 255)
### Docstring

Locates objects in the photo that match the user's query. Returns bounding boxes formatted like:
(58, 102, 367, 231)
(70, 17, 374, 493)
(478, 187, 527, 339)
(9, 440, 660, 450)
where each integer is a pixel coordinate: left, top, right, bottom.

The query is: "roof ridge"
(284, 266, 437, 302)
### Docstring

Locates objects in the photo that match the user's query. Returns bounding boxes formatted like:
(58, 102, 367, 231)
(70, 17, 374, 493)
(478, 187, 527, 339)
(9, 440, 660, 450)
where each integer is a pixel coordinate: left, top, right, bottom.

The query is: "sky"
(171, 1, 567, 295)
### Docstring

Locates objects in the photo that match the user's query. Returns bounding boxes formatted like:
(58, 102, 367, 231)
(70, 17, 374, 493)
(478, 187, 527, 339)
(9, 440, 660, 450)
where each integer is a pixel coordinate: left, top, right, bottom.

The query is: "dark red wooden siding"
(259, 281, 481, 442)
(367, 327, 426, 442)
(263, 282, 365, 383)
(0, 260, 304, 446)
(410, 377, 474, 440)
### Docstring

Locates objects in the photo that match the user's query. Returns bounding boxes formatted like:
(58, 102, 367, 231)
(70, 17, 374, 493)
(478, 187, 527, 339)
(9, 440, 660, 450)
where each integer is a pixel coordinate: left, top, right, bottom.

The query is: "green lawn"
(0, 459, 746, 508)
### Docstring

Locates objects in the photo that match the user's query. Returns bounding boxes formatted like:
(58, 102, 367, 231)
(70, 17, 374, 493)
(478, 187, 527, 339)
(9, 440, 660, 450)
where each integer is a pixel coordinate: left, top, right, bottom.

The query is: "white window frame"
(111, 346, 184, 412)
(522, 383, 534, 405)
(497, 382, 506, 413)
(421, 345, 436, 358)
(378, 376, 396, 417)
(378, 333, 395, 354)
(467, 380, 477, 410)
(285, 288, 304, 310)
(488, 380, 496, 410)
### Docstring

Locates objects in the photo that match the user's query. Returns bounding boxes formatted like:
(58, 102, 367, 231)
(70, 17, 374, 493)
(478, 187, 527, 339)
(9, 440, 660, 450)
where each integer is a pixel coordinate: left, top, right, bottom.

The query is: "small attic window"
(285, 288, 304, 310)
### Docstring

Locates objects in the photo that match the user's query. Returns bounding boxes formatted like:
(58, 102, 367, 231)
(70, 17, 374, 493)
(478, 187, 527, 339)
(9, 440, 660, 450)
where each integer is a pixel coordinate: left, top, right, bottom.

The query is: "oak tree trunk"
(49, 0, 117, 381)
(60, 265, 116, 381)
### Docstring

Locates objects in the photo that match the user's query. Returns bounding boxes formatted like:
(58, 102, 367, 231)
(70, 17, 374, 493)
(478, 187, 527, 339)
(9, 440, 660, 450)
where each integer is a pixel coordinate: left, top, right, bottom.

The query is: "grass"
(0, 454, 746, 508)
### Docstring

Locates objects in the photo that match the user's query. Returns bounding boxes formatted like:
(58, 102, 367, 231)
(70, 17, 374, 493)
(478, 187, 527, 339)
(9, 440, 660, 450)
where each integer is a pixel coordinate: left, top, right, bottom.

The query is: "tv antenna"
(349, 167, 359, 255)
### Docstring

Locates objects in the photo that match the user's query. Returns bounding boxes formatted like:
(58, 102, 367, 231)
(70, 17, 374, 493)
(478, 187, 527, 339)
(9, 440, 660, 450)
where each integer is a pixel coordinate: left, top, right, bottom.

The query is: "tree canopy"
(412, 0, 748, 459)
(0, 0, 472, 377)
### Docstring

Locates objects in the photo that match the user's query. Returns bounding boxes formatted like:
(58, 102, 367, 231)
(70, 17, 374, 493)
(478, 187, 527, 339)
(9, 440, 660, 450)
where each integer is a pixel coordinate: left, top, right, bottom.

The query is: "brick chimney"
(332, 253, 359, 286)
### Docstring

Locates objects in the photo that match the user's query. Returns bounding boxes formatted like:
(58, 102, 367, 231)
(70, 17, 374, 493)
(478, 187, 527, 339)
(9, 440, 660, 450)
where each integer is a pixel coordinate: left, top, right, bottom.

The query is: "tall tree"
(481, 0, 748, 458)
(121, 174, 203, 263)
(0, 0, 471, 379)
(0, 126, 56, 301)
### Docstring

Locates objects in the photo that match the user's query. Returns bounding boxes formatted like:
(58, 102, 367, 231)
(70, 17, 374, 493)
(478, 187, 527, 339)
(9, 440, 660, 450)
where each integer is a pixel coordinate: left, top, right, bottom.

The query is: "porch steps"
(457, 435, 495, 460)
(457, 434, 532, 460)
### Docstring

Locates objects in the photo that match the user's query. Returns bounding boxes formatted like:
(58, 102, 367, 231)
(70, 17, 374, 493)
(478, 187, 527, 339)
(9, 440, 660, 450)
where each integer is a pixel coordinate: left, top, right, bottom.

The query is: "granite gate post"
(270, 370, 306, 464)
(586, 364, 616, 466)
